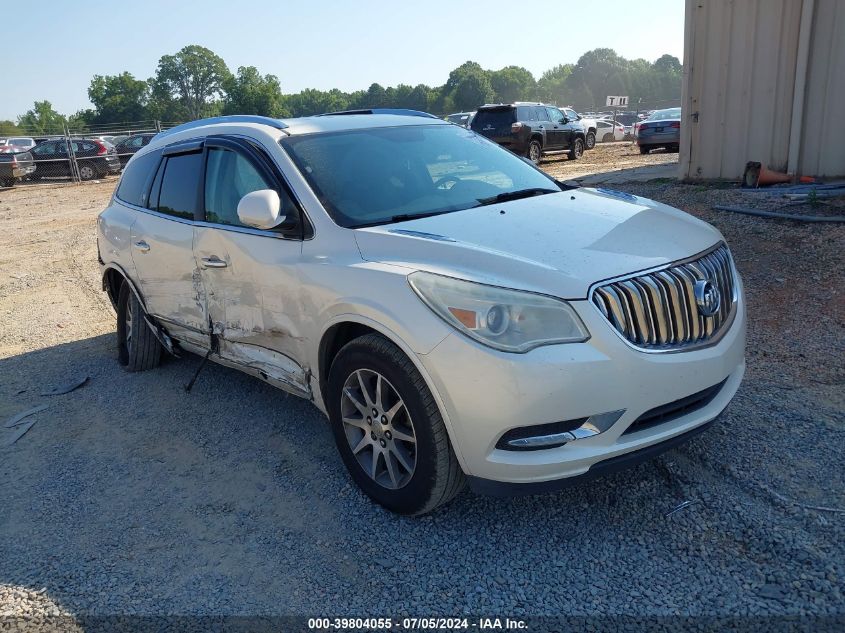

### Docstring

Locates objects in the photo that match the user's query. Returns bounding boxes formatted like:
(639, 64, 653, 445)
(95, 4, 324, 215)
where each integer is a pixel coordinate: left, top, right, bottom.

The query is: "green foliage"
(17, 101, 66, 134)
(222, 66, 287, 117)
(88, 72, 150, 123)
(490, 66, 536, 103)
(152, 45, 232, 120)
(0, 120, 23, 135)
(13, 46, 683, 129)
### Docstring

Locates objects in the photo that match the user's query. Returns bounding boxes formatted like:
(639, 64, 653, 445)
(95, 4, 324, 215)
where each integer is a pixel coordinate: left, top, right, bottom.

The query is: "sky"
(2, 0, 685, 121)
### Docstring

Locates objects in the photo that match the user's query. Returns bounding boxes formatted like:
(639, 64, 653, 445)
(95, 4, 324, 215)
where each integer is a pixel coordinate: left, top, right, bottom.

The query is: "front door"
(130, 145, 209, 350)
(193, 138, 309, 396)
(545, 107, 568, 149)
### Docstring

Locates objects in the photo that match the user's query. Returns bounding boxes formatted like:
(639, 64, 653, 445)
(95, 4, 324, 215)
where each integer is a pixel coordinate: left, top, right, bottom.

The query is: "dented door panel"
(194, 225, 308, 394)
(129, 212, 209, 349)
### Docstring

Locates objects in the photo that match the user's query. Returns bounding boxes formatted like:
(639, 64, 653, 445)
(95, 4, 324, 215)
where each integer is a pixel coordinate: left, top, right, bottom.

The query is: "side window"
(515, 106, 530, 121)
(534, 107, 548, 121)
(116, 151, 161, 207)
(204, 146, 291, 228)
(156, 152, 203, 220)
(32, 143, 53, 155)
(526, 107, 538, 122)
(128, 136, 144, 148)
(546, 107, 563, 123)
(565, 108, 579, 121)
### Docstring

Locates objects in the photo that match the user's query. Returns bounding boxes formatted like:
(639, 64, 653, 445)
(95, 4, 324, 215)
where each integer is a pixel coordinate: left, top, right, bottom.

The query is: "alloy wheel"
(340, 369, 417, 489)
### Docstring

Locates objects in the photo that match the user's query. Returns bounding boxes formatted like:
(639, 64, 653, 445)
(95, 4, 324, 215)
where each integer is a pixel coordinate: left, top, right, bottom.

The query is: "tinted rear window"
(116, 151, 160, 207)
(157, 152, 202, 220)
(471, 109, 516, 134)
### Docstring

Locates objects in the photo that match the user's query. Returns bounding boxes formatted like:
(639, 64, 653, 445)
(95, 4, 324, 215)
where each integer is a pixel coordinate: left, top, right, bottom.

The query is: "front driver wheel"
(585, 131, 596, 149)
(569, 137, 584, 160)
(527, 139, 542, 164)
(327, 333, 465, 515)
(117, 282, 162, 371)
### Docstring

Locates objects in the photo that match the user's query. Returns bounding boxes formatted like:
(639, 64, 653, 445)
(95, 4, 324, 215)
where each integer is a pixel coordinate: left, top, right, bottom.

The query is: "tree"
(0, 121, 23, 135)
(654, 54, 682, 74)
(442, 61, 493, 112)
(17, 101, 66, 135)
(88, 72, 150, 123)
(152, 45, 231, 120)
(222, 66, 285, 117)
(490, 66, 536, 103)
(537, 64, 573, 104)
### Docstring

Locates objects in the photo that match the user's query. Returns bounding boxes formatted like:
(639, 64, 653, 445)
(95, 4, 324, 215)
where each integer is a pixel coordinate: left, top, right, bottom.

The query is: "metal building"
(679, 0, 845, 180)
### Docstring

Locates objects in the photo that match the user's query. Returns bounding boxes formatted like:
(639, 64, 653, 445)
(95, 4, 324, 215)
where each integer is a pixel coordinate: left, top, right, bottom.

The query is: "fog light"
(498, 410, 625, 451)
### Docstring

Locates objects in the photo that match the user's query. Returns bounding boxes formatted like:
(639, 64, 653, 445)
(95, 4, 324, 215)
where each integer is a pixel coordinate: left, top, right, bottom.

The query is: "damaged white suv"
(98, 112, 745, 515)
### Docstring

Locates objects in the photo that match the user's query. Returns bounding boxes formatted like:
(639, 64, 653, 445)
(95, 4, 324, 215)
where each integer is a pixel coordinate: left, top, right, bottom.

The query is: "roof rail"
(317, 108, 439, 119)
(154, 115, 288, 139)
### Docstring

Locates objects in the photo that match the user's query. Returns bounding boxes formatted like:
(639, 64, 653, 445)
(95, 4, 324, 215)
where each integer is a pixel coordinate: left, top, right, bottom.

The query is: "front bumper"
(417, 287, 746, 486)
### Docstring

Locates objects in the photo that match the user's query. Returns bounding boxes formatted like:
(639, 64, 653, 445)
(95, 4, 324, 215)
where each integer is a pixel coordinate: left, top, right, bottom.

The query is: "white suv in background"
(98, 112, 746, 515)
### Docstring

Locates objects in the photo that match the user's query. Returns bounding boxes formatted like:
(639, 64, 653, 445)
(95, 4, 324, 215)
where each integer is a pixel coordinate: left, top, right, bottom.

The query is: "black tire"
(639, 145, 650, 155)
(78, 161, 98, 181)
(327, 333, 465, 515)
(602, 133, 615, 143)
(1, 178, 14, 188)
(117, 281, 162, 372)
(568, 137, 585, 160)
(526, 139, 542, 164)
(585, 130, 596, 149)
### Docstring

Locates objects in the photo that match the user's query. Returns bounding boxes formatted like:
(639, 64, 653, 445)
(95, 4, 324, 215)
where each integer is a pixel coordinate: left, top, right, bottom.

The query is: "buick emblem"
(694, 279, 721, 316)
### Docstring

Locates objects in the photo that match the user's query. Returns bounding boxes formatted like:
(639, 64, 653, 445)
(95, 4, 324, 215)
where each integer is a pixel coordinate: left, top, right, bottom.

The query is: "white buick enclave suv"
(97, 112, 745, 514)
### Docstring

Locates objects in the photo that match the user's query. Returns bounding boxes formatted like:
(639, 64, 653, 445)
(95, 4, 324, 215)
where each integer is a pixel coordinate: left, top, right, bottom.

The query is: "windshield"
(281, 124, 559, 228)
(647, 108, 682, 121)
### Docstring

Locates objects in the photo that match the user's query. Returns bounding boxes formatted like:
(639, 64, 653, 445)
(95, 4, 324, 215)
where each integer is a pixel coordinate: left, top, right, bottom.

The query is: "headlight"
(408, 271, 589, 353)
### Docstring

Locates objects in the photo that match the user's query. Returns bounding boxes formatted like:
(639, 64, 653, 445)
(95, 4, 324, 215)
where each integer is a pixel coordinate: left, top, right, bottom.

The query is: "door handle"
(134, 240, 150, 253)
(201, 256, 228, 269)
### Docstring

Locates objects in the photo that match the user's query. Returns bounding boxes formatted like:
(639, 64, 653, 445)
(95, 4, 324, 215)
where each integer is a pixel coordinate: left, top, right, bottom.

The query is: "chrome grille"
(591, 244, 737, 350)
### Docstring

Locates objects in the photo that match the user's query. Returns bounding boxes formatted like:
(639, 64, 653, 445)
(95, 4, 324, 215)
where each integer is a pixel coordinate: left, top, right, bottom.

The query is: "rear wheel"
(568, 137, 584, 160)
(585, 130, 596, 149)
(117, 282, 162, 371)
(602, 133, 615, 143)
(639, 145, 650, 154)
(1, 178, 14, 188)
(327, 333, 465, 515)
(78, 162, 97, 181)
(527, 139, 542, 164)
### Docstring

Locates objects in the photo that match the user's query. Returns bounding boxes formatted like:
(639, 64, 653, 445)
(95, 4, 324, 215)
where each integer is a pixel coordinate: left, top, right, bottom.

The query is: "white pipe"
(787, 0, 815, 176)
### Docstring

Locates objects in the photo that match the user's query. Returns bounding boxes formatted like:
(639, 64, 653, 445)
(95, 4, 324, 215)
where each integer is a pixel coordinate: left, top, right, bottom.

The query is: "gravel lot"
(1, 144, 843, 626)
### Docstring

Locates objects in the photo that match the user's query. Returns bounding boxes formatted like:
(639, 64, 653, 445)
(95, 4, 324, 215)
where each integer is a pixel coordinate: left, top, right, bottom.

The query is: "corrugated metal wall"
(680, 0, 845, 179)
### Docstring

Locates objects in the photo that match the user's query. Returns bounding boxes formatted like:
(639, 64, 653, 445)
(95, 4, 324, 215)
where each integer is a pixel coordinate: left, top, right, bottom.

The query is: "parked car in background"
(471, 102, 586, 164)
(445, 111, 475, 128)
(0, 137, 36, 150)
(30, 138, 121, 180)
(562, 107, 597, 149)
(113, 133, 156, 167)
(0, 149, 35, 187)
(596, 120, 626, 142)
(637, 107, 682, 154)
(98, 113, 745, 515)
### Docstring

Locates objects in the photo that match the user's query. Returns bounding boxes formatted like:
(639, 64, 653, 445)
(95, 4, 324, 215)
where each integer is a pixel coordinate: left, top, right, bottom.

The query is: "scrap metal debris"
(4, 404, 48, 428)
(665, 500, 699, 518)
(4, 419, 38, 446)
(39, 376, 89, 396)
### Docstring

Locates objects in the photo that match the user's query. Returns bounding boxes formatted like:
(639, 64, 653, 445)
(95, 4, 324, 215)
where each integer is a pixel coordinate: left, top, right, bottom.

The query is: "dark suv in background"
(470, 102, 586, 164)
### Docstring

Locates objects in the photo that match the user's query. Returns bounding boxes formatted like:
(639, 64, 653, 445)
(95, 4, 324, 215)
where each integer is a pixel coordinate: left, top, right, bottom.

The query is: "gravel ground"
(0, 147, 843, 626)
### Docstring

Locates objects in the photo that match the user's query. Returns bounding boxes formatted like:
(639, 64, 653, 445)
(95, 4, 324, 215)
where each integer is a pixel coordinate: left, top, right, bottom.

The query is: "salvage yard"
(0, 143, 843, 620)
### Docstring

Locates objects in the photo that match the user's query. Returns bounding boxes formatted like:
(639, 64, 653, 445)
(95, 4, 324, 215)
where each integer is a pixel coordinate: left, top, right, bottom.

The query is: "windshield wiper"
(350, 208, 461, 229)
(476, 187, 558, 206)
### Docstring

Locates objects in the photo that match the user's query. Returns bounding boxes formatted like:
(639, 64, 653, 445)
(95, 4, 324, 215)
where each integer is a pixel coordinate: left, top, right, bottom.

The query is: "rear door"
(544, 107, 567, 149)
(129, 142, 209, 350)
(193, 137, 310, 395)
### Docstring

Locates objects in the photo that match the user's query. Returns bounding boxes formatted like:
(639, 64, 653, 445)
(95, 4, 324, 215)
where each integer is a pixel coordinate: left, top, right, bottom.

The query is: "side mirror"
(561, 117, 569, 124)
(237, 189, 285, 230)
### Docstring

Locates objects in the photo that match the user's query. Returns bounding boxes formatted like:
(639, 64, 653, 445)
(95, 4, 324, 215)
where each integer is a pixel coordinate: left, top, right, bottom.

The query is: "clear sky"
(3, 0, 685, 120)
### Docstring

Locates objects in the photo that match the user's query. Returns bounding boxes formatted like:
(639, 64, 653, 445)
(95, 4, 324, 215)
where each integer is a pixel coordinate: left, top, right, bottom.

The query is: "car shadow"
(0, 333, 723, 615)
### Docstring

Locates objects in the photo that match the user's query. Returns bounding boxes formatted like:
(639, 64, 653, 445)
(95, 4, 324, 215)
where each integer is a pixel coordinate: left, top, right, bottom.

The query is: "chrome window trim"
(587, 242, 739, 355)
(118, 199, 300, 241)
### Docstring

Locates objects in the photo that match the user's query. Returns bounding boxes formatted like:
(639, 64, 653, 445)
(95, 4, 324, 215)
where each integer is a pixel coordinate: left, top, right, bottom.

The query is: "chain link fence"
(0, 120, 181, 189)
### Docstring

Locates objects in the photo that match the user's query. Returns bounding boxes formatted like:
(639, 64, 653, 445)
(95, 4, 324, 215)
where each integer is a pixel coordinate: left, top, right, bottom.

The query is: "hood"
(353, 188, 722, 299)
